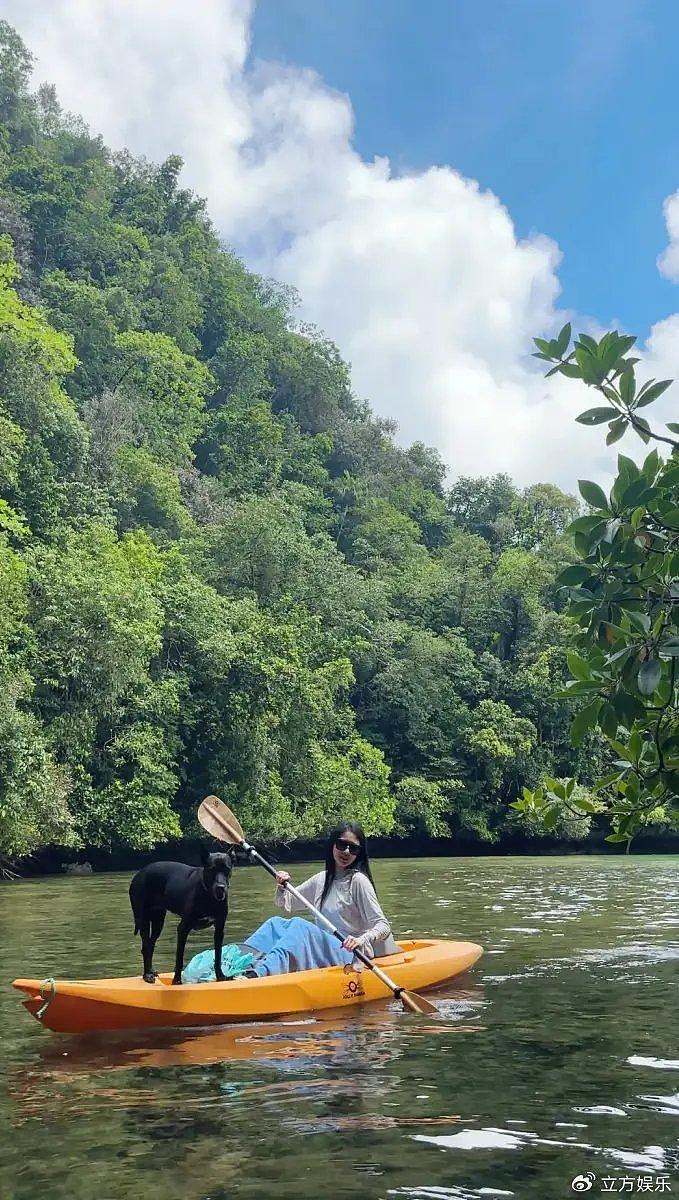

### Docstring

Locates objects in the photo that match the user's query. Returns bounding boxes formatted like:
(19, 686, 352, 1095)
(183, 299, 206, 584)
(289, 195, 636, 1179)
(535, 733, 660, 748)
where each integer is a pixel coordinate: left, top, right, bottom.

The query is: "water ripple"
(628, 1056, 679, 1070)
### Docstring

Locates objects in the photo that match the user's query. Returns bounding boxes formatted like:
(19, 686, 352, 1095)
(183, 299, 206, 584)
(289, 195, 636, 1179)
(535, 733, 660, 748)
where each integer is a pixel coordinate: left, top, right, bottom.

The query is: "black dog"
(129, 848, 234, 985)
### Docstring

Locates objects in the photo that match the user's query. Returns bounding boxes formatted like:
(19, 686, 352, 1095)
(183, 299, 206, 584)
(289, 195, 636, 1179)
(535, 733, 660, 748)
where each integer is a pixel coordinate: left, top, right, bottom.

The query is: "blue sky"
(252, 0, 679, 339)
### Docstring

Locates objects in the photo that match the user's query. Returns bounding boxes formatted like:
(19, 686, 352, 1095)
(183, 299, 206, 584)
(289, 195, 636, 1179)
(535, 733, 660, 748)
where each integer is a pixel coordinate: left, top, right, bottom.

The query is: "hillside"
(0, 21, 600, 860)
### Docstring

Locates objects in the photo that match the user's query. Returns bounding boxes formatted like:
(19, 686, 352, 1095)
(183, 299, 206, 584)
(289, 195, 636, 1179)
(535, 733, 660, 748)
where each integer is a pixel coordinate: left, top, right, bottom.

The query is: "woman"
(244, 822, 399, 977)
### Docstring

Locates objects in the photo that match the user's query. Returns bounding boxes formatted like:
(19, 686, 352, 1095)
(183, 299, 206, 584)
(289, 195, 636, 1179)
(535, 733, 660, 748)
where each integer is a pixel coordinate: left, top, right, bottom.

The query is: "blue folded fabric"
(244, 915, 353, 976)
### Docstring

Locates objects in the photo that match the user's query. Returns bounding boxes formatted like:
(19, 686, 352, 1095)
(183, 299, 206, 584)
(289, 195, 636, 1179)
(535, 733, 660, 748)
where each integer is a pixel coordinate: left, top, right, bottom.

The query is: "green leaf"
(619, 368, 636, 406)
(601, 620, 628, 643)
(606, 646, 632, 667)
(620, 478, 651, 508)
(642, 448, 661, 480)
(559, 362, 583, 379)
(599, 701, 619, 739)
(576, 407, 619, 425)
(572, 794, 600, 814)
(598, 334, 624, 373)
(634, 380, 671, 408)
(568, 515, 606, 534)
(571, 699, 602, 745)
(652, 610, 666, 638)
(612, 692, 644, 725)
(534, 337, 554, 358)
(628, 729, 643, 762)
(627, 614, 650, 636)
(593, 772, 624, 792)
(542, 804, 560, 832)
(575, 349, 607, 385)
(632, 416, 651, 444)
(660, 637, 679, 658)
(630, 506, 646, 530)
(638, 659, 662, 696)
(555, 322, 571, 357)
(606, 417, 628, 445)
(617, 453, 640, 481)
(567, 650, 592, 681)
(557, 564, 593, 586)
(578, 480, 609, 510)
(667, 422, 679, 434)
(558, 680, 603, 697)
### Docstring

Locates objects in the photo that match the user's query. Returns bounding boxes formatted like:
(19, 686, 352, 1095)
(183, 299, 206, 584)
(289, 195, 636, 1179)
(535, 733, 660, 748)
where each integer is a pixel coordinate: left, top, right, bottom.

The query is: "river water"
(2, 855, 678, 1200)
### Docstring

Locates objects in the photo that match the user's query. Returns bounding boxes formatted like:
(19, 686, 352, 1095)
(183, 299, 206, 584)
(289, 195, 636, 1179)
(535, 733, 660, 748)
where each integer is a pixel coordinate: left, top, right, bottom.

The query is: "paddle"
(197, 794, 437, 1016)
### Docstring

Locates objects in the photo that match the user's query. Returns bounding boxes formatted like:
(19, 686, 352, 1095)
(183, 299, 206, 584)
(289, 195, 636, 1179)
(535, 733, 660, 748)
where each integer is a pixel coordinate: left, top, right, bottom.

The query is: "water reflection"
(3, 854, 679, 1200)
(9, 984, 486, 1129)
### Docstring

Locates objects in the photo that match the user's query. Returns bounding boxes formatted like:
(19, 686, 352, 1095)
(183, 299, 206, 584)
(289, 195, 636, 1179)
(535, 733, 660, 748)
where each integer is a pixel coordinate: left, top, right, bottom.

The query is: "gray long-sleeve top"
(275, 866, 399, 958)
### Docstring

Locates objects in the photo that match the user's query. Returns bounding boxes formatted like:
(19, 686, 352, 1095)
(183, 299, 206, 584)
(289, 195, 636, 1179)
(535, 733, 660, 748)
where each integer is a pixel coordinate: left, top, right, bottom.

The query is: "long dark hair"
(320, 821, 378, 909)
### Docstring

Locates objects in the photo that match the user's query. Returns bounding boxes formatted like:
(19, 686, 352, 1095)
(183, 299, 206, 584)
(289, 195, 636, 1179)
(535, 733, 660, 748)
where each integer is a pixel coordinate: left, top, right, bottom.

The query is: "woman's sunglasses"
(335, 838, 359, 855)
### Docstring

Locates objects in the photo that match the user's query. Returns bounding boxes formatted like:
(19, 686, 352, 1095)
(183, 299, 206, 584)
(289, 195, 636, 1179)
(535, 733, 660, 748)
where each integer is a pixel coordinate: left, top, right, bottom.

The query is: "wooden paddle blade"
(197, 795, 245, 845)
(400, 990, 438, 1016)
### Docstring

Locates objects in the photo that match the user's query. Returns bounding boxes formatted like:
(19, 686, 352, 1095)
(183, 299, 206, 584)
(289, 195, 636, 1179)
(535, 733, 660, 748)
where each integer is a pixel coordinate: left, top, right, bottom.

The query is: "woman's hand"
(342, 935, 361, 951)
(275, 870, 291, 886)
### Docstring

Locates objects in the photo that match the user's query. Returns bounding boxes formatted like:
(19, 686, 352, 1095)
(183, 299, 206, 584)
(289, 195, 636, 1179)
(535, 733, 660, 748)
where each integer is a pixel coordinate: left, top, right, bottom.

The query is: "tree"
(448, 473, 517, 548)
(516, 326, 679, 845)
(491, 548, 552, 662)
(113, 331, 214, 465)
(393, 776, 457, 838)
(0, 19, 33, 128)
(25, 525, 182, 848)
(42, 269, 138, 400)
(0, 239, 88, 536)
(0, 536, 74, 862)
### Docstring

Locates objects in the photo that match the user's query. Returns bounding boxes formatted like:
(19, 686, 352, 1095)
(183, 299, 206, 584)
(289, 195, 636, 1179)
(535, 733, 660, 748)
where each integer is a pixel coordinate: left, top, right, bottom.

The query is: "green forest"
(0, 21, 644, 863)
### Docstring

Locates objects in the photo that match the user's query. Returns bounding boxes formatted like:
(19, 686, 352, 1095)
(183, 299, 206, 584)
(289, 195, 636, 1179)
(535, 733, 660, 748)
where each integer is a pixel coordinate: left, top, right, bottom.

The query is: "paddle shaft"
(241, 841, 410, 1002)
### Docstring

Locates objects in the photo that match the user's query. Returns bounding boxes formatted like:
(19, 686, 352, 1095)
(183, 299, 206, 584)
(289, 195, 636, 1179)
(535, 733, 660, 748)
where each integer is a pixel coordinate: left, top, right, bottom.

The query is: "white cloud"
(657, 191, 679, 282)
(4, 0, 677, 487)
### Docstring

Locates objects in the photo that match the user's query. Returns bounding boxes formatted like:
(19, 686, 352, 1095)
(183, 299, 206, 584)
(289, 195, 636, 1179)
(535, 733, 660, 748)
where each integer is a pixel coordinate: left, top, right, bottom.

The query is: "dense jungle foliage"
(0, 22, 634, 861)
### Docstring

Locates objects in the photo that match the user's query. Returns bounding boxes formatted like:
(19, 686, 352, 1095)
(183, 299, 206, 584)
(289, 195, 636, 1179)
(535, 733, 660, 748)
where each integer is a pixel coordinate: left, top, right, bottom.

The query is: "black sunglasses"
(335, 838, 360, 855)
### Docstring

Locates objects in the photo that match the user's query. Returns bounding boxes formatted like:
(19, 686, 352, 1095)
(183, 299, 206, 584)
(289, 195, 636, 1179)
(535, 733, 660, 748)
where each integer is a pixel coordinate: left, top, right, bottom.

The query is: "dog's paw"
(171, 976, 183, 986)
(143, 972, 157, 984)
(215, 973, 227, 983)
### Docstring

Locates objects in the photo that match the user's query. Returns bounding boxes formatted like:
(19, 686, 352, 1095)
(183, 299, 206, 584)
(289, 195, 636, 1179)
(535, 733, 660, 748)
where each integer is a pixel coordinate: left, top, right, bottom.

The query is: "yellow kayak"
(13, 938, 482, 1033)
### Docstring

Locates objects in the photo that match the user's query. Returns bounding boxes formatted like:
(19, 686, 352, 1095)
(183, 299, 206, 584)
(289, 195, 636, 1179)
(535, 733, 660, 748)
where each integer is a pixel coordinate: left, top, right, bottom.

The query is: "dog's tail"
(130, 892, 144, 936)
(129, 875, 144, 937)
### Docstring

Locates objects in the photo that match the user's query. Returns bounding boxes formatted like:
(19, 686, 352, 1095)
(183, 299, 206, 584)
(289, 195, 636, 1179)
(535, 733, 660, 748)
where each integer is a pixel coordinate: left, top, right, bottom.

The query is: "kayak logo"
(342, 978, 366, 1000)
(571, 1173, 596, 1192)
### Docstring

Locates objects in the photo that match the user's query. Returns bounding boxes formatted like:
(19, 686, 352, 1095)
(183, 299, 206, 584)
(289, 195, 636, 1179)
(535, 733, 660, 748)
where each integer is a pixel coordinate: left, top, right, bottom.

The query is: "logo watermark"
(570, 1174, 672, 1194)
(572, 1174, 596, 1192)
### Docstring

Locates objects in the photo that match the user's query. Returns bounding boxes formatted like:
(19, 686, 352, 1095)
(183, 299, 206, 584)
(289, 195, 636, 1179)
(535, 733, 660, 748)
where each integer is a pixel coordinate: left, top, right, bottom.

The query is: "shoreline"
(8, 828, 679, 879)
